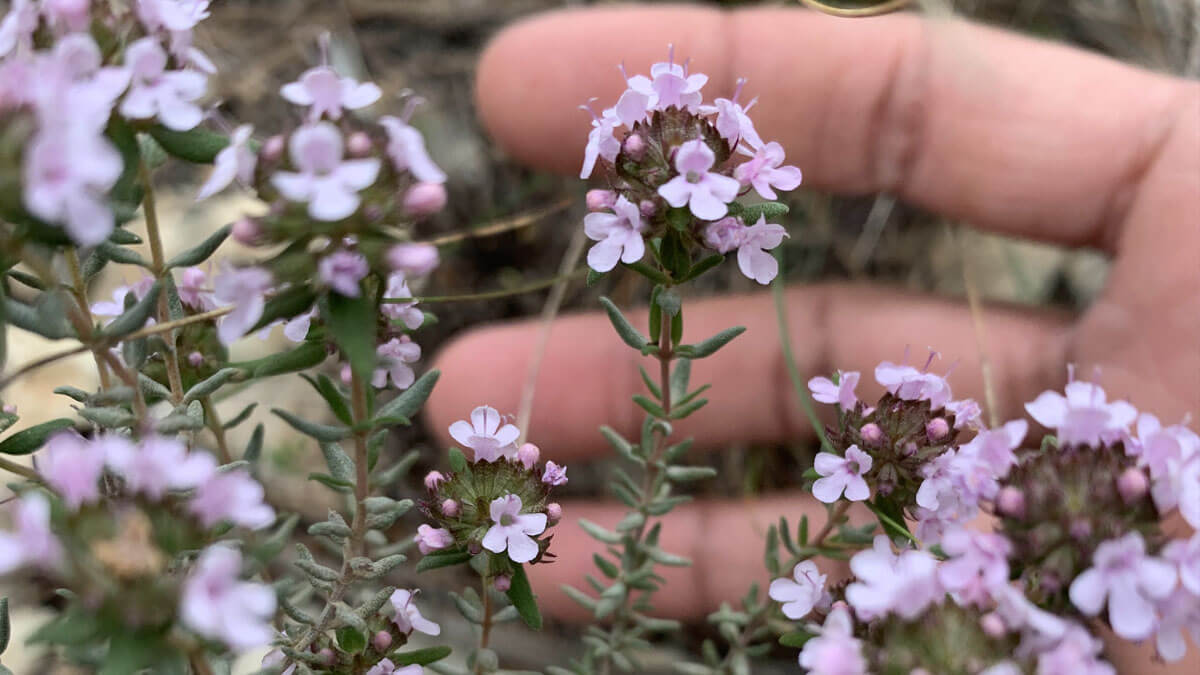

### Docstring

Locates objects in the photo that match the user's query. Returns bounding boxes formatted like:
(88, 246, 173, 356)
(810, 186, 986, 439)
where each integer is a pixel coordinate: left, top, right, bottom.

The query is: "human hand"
(426, 4, 1200, 669)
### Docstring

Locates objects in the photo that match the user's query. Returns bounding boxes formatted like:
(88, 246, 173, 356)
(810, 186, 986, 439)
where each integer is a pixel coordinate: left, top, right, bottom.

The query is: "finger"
(427, 284, 1072, 460)
(529, 493, 866, 621)
(476, 5, 1194, 251)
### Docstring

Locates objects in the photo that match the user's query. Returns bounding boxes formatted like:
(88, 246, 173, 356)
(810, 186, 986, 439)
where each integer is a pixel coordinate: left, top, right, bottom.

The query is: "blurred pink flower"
(181, 545, 276, 651)
(272, 123, 380, 221)
(281, 64, 380, 121)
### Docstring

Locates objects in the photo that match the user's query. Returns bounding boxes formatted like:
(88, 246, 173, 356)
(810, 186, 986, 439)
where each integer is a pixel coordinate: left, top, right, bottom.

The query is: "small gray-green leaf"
(681, 326, 745, 359)
(101, 280, 162, 338)
(166, 224, 231, 269)
(271, 408, 349, 442)
(598, 297, 649, 350)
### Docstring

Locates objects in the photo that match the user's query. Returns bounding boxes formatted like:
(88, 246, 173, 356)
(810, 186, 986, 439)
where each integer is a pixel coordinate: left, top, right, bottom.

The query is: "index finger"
(476, 5, 1192, 252)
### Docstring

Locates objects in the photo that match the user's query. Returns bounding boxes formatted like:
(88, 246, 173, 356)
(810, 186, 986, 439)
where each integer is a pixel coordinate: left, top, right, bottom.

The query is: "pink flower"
(197, 124, 256, 200)
(189, 470, 275, 530)
(812, 445, 872, 503)
(38, 431, 105, 510)
(937, 529, 1011, 607)
(106, 435, 216, 500)
(178, 266, 216, 310)
(282, 307, 316, 343)
(808, 371, 860, 410)
(946, 398, 984, 430)
(213, 264, 273, 345)
(1035, 625, 1115, 675)
(389, 589, 441, 636)
(1164, 533, 1200, 596)
(875, 360, 953, 409)
(734, 141, 802, 200)
(0, 0, 38, 57)
(271, 122, 380, 221)
(1153, 587, 1200, 663)
(769, 560, 827, 620)
(119, 37, 206, 131)
(1152, 454, 1199, 528)
(542, 461, 568, 486)
(797, 605, 867, 675)
(280, 65, 381, 121)
(700, 78, 761, 148)
(382, 272, 424, 330)
(702, 216, 744, 254)
(414, 524, 452, 554)
(1069, 532, 1176, 640)
(1024, 379, 1136, 447)
(579, 103, 620, 179)
(957, 419, 1027, 479)
(0, 493, 61, 574)
(846, 545, 941, 621)
(657, 140, 739, 220)
(90, 276, 156, 325)
(387, 243, 440, 277)
(735, 215, 788, 284)
(180, 545, 276, 651)
(318, 249, 369, 297)
(365, 659, 421, 675)
(136, 0, 211, 34)
(1131, 413, 1199, 479)
(380, 114, 446, 184)
(403, 182, 446, 216)
(23, 129, 122, 246)
(42, 0, 91, 32)
(584, 195, 645, 272)
(482, 494, 547, 564)
(448, 405, 520, 462)
(625, 49, 707, 112)
(372, 336, 421, 390)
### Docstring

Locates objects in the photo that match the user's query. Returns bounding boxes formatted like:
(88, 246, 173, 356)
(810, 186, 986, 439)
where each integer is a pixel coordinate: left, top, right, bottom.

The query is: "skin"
(426, 5, 1200, 671)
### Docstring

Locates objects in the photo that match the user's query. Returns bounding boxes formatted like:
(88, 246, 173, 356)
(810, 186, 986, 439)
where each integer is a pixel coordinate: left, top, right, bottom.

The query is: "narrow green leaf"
(101, 280, 162, 338)
(182, 367, 240, 404)
(375, 369, 440, 421)
(779, 630, 814, 648)
(678, 254, 724, 283)
(232, 340, 325, 378)
(505, 564, 543, 630)
(165, 224, 231, 269)
(308, 472, 354, 491)
(598, 296, 649, 350)
(301, 373, 353, 425)
(681, 326, 746, 359)
(243, 423, 265, 463)
(621, 261, 672, 285)
(578, 518, 621, 544)
(147, 125, 230, 163)
(0, 597, 9, 654)
(222, 402, 257, 429)
(415, 549, 472, 572)
(632, 395, 666, 418)
(251, 285, 318, 333)
(447, 447, 468, 473)
(664, 465, 717, 482)
(319, 441, 355, 482)
(271, 408, 349, 442)
(669, 397, 708, 419)
(97, 241, 150, 268)
(586, 268, 605, 286)
(739, 201, 789, 223)
(392, 645, 453, 667)
(593, 554, 620, 579)
(0, 418, 74, 455)
(324, 293, 376, 378)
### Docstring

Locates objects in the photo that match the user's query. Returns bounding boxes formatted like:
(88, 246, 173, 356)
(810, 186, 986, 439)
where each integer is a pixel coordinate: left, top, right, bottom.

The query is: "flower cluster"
(579, 47, 800, 284)
(769, 361, 1200, 671)
(414, 405, 564, 568)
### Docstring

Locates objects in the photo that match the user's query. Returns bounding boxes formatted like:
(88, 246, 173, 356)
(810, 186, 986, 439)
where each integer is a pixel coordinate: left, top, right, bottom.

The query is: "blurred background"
(3, 0, 1197, 672)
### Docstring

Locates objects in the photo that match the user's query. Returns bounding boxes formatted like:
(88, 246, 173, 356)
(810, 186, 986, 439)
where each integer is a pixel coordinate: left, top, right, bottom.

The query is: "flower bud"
(546, 502, 562, 525)
(1069, 518, 1092, 541)
(996, 487, 1025, 518)
(1117, 467, 1149, 504)
(468, 540, 482, 555)
(980, 612, 1006, 638)
(372, 630, 393, 652)
(639, 199, 656, 218)
(440, 498, 460, 517)
(316, 648, 336, 666)
(231, 217, 262, 246)
(262, 134, 285, 162)
(423, 471, 445, 491)
(403, 182, 447, 216)
(187, 351, 205, 367)
(494, 574, 512, 592)
(925, 417, 950, 442)
(859, 423, 883, 445)
(623, 133, 646, 160)
(387, 243, 440, 277)
(347, 132, 373, 156)
(586, 189, 616, 211)
(517, 442, 540, 470)
(1, 404, 15, 415)
(902, 441, 918, 457)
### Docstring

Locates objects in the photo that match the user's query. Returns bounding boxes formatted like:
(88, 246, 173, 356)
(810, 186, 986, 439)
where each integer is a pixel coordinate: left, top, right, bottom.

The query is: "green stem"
(200, 397, 232, 465)
(475, 579, 494, 675)
(138, 157, 186, 405)
(0, 456, 39, 481)
(771, 261, 834, 454)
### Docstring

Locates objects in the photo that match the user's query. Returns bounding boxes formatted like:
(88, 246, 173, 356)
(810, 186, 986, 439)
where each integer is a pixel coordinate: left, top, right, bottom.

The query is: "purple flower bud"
(517, 442, 540, 470)
(546, 502, 562, 525)
(586, 189, 617, 211)
(468, 540, 482, 555)
(1117, 467, 1149, 504)
(980, 612, 1006, 638)
(542, 461, 568, 486)
(623, 133, 646, 160)
(347, 132, 373, 156)
(902, 441, 918, 457)
(494, 574, 512, 592)
(423, 471, 445, 491)
(231, 217, 262, 246)
(2, 404, 15, 415)
(262, 134, 285, 162)
(639, 199, 656, 218)
(996, 486, 1025, 518)
(317, 648, 335, 666)
(925, 417, 950, 442)
(403, 182, 447, 216)
(372, 630, 393, 652)
(1069, 518, 1092, 541)
(187, 351, 205, 367)
(387, 243, 440, 277)
(440, 498, 460, 517)
(859, 423, 883, 445)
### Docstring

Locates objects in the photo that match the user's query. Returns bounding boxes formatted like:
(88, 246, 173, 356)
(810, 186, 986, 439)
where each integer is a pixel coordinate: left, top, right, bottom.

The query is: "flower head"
(798, 605, 867, 675)
(769, 560, 827, 620)
(542, 461, 568, 486)
(448, 405, 520, 463)
(38, 431, 105, 510)
(106, 435, 217, 500)
(1025, 378, 1136, 447)
(812, 445, 872, 503)
(119, 37, 206, 131)
(271, 122, 381, 221)
(373, 336, 421, 390)
(181, 545, 275, 651)
(481, 494, 547, 564)
(657, 139, 739, 220)
(846, 545, 941, 621)
(584, 195, 645, 272)
(1068, 531, 1176, 640)
(389, 589, 441, 636)
(189, 470, 275, 530)
(281, 65, 381, 121)
(937, 528, 1011, 607)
